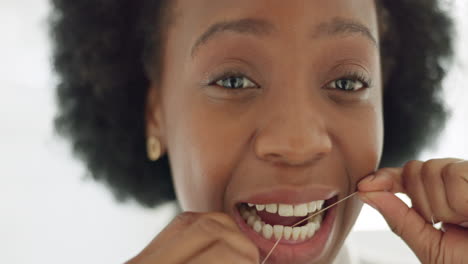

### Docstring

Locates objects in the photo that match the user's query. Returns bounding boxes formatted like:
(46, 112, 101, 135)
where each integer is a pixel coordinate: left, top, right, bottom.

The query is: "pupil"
(338, 79, 353, 91)
(227, 77, 242, 88)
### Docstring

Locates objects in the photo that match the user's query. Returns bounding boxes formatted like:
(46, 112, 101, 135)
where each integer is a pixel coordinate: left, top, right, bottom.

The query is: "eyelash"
(208, 70, 373, 92)
(207, 71, 259, 91)
(333, 71, 373, 91)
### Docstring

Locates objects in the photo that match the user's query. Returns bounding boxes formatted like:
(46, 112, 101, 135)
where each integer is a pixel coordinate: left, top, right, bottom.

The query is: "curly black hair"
(50, 0, 454, 208)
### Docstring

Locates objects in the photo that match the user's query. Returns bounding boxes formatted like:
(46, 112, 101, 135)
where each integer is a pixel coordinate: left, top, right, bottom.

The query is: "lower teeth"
(239, 204, 323, 241)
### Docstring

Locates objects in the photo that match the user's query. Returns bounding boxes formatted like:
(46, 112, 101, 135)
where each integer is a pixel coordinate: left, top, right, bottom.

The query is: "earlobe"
(145, 85, 165, 161)
(147, 136, 162, 161)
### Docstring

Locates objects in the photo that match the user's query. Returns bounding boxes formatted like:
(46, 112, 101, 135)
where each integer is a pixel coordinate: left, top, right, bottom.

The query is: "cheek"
(330, 103, 383, 250)
(346, 107, 383, 184)
(166, 97, 250, 212)
(335, 94, 384, 186)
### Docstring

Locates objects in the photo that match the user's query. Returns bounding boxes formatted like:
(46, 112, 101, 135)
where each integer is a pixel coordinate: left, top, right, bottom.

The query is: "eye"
(329, 78, 365, 92)
(327, 71, 372, 92)
(214, 76, 257, 90)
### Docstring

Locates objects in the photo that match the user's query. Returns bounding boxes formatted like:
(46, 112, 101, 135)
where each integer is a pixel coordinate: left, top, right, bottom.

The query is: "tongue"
(257, 211, 307, 226)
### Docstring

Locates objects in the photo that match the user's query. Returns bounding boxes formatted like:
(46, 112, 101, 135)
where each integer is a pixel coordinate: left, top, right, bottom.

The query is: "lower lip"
(233, 203, 336, 263)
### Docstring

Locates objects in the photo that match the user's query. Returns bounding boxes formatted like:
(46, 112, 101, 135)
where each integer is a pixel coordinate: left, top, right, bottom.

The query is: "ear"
(145, 84, 166, 151)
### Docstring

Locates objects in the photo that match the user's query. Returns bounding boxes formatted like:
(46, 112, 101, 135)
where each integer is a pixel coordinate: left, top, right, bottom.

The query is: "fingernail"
(374, 172, 390, 182)
(361, 174, 376, 184)
(460, 222, 468, 228)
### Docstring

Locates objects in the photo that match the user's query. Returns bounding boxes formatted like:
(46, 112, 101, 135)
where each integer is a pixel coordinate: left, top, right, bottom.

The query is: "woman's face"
(147, 0, 383, 263)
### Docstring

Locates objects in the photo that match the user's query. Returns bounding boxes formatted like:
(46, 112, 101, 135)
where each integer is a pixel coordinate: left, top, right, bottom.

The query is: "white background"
(1, 1, 467, 263)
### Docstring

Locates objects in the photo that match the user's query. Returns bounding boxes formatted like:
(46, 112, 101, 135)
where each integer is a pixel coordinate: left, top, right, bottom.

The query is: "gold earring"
(147, 136, 162, 161)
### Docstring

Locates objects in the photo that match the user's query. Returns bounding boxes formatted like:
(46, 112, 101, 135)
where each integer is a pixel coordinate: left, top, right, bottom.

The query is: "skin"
(359, 160, 468, 264)
(147, 0, 381, 263)
(134, 0, 468, 263)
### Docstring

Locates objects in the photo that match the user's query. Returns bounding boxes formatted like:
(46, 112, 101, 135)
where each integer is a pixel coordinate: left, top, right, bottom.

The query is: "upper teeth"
(247, 200, 324, 217)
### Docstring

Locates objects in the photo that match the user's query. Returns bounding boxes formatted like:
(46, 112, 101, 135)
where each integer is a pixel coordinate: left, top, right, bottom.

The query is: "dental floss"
(261, 191, 358, 264)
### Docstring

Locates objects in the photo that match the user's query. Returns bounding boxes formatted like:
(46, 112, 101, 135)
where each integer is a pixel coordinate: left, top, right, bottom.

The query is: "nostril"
(263, 153, 283, 163)
(270, 153, 326, 167)
(255, 136, 331, 167)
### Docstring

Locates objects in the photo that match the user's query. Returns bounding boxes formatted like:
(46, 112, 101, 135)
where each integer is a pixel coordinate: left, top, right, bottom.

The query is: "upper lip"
(234, 186, 339, 207)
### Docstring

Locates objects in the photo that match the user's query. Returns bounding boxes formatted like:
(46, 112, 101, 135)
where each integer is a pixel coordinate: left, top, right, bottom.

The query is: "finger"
(422, 158, 465, 222)
(403, 160, 434, 222)
(440, 223, 468, 262)
(359, 191, 443, 263)
(125, 212, 200, 263)
(128, 211, 199, 262)
(186, 241, 258, 264)
(442, 160, 468, 220)
(358, 167, 404, 193)
(136, 212, 239, 257)
(148, 213, 258, 263)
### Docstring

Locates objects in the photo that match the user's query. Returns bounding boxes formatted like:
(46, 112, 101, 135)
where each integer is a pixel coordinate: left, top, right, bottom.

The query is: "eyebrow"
(312, 17, 377, 45)
(191, 17, 377, 57)
(191, 18, 275, 57)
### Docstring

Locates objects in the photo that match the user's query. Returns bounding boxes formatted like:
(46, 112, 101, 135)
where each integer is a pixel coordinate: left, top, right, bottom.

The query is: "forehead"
(166, 0, 380, 63)
(170, 0, 379, 40)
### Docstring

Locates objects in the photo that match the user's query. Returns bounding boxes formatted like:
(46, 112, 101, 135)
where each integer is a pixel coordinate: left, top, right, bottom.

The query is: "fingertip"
(358, 171, 397, 192)
(358, 191, 380, 210)
(357, 174, 376, 190)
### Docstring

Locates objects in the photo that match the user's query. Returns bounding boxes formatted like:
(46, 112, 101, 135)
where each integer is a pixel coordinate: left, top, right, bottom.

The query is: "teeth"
(248, 200, 325, 216)
(247, 215, 256, 226)
(308, 201, 317, 212)
(292, 227, 301, 240)
(300, 226, 309, 240)
(241, 210, 250, 220)
(253, 220, 263, 233)
(273, 225, 284, 240)
(240, 199, 327, 241)
(283, 226, 292, 240)
(244, 209, 325, 241)
(307, 222, 317, 237)
(307, 200, 325, 213)
(248, 219, 322, 241)
(265, 204, 277, 214)
(278, 204, 294, 217)
(262, 224, 273, 239)
(312, 212, 323, 224)
(255, 204, 265, 211)
(316, 200, 324, 209)
(293, 204, 308, 217)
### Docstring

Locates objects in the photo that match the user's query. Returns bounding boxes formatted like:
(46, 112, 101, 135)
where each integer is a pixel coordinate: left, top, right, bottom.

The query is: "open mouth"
(236, 197, 334, 243)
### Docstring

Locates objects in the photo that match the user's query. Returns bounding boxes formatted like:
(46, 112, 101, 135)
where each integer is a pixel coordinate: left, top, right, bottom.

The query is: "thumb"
(359, 191, 443, 263)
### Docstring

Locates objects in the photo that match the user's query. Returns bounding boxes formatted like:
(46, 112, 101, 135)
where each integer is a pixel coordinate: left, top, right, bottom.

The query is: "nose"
(254, 100, 332, 167)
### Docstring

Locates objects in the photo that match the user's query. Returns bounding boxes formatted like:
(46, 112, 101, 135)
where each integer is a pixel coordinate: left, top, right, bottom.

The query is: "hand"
(358, 158, 468, 264)
(125, 212, 259, 264)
